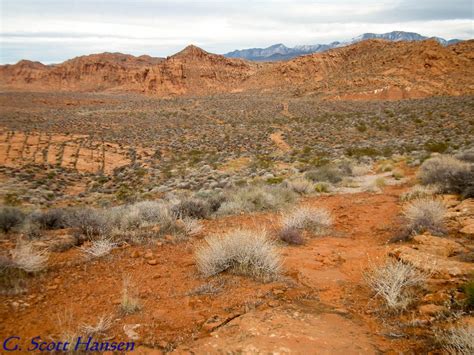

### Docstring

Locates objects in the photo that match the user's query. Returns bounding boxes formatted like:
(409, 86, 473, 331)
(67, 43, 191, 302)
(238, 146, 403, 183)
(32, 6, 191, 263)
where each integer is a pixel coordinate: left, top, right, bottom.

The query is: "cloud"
(1, 0, 473, 63)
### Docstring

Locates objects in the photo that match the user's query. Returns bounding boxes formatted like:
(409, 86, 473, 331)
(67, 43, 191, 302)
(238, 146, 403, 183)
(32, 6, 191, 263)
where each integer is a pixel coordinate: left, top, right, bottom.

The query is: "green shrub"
(463, 279, 474, 309)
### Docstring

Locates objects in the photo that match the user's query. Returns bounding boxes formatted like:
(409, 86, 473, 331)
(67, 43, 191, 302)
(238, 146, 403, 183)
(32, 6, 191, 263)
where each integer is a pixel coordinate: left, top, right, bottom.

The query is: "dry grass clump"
(120, 275, 141, 315)
(80, 239, 117, 259)
(181, 217, 203, 237)
(403, 198, 446, 236)
(281, 207, 332, 235)
(365, 259, 426, 311)
(80, 314, 113, 337)
(351, 164, 372, 176)
(286, 178, 314, 195)
(217, 185, 296, 216)
(11, 242, 49, 273)
(439, 326, 474, 355)
(400, 185, 438, 202)
(195, 229, 281, 281)
(107, 201, 174, 231)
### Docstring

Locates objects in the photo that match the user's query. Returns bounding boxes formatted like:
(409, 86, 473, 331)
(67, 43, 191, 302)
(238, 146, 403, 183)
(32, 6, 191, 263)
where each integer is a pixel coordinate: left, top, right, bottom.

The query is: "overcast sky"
(1, 0, 473, 64)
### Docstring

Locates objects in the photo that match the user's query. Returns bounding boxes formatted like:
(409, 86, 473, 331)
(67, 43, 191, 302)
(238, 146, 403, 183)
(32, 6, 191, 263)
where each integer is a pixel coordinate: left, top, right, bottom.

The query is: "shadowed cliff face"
(1, 40, 473, 100)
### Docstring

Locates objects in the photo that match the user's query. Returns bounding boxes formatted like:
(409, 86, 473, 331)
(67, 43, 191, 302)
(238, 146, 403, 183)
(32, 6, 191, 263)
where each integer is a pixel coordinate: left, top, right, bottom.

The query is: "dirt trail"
(270, 131, 291, 152)
(1, 186, 419, 353)
(175, 186, 407, 353)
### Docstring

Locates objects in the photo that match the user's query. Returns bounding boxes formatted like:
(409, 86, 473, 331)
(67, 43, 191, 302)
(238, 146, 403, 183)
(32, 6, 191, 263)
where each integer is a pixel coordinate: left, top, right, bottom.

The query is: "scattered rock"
(147, 259, 158, 266)
(390, 246, 474, 279)
(123, 324, 141, 341)
(412, 234, 465, 257)
(130, 250, 141, 258)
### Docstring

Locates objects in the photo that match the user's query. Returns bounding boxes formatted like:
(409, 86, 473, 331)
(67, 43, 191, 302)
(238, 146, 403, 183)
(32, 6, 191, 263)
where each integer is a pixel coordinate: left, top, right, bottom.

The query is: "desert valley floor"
(0, 38, 474, 354)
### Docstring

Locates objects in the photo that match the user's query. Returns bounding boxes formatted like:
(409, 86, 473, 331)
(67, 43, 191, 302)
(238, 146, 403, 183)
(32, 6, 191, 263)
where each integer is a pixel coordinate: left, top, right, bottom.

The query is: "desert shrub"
(279, 227, 304, 245)
(266, 177, 284, 185)
(71, 208, 110, 238)
(418, 155, 471, 195)
(392, 169, 404, 180)
(445, 166, 474, 199)
(441, 326, 474, 355)
(403, 199, 446, 236)
(305, 165, 343, 183)
(400, 185, 438, 202)
(456, 148, 474, 163)
(0, 207, 25, 233)
(181, 217, 203, 237)
(107, 200, 176, 232)
(351, 164, 372, 176)
(365, 259, 426, 311)
(195, 191, 226, 212)
(20, 220, 42, 239)
(375, 177, 386, 188)
(80, 315, 112, 338)
(217, 185, 296, 216)
(314, 182, 331, 193)
(81, 239, 116, 259)
(120, 275, 141, 315)
(281, 207, 332, 235)
(195, 229, 281, 281)
(424, 140, 449, 153)
(11, 242, 49, 273)
(463, 279, 474, 309)
(172, 198, 210, 219)
(32, 208, 71, 229)
(0, 254, 27, 294)
(287, 178, 313, 195)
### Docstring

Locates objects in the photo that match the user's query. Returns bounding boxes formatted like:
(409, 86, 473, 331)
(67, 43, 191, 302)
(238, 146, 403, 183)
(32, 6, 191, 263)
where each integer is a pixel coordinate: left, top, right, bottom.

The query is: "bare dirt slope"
(1, 40, 473, 99)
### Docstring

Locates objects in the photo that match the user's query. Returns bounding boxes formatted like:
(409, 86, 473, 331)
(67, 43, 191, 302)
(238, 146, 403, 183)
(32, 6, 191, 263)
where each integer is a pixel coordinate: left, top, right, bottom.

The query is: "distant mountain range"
(224, 31, 463, 61)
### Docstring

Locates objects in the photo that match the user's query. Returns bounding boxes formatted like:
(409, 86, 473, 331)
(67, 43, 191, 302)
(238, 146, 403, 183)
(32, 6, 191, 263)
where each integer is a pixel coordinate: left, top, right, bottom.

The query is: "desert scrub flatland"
(195, 229, 281, 281)
(403, 198, 446, 237)
(281, 207, 332, 235)
(365, 259, 426, 311)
